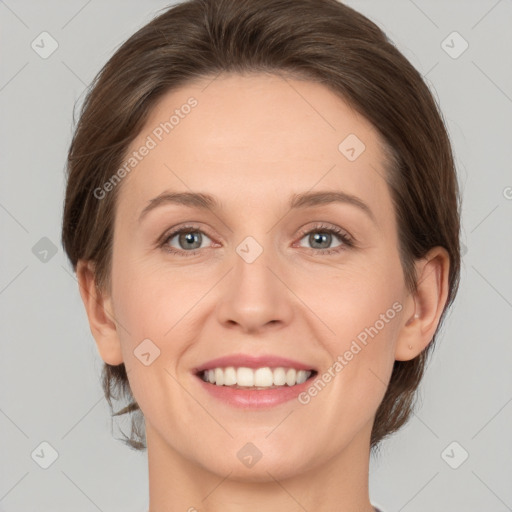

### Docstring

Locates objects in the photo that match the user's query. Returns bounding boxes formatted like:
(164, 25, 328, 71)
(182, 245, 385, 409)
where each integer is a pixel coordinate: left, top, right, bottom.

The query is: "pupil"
(181, 231, 200, 249)
(312, 232, 330, 249)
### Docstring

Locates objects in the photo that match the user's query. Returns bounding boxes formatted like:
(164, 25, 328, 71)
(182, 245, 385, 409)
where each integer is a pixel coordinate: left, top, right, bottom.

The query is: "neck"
(146, 420, 376, 512)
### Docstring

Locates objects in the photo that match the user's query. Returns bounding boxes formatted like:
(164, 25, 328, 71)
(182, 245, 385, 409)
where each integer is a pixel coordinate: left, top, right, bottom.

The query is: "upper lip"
(193, 354, 317, 374)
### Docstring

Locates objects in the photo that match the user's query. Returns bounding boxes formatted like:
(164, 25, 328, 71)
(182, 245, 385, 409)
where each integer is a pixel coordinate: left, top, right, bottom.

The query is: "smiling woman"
(60, 0, 461, 511)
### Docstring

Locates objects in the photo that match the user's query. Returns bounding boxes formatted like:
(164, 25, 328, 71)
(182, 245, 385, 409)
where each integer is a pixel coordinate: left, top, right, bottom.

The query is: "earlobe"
(76, 260, 124, 366)
(395, 247, 450, 361)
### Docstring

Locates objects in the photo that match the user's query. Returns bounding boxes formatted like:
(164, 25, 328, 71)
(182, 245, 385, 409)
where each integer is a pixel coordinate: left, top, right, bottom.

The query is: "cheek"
(314, 260, 404, 379)
(308, 258, 403, 334)
(111, 254, 209, 346)
(295, 277, 402, 449)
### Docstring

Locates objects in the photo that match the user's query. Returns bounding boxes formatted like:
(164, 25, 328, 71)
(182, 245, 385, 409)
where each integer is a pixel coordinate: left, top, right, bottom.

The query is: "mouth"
(195, 366, 318, 390)
(191, 354, 319, 408)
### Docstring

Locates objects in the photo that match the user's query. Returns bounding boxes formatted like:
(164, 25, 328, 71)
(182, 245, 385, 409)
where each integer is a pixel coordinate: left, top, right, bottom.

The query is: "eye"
(160, 225, 213, 256)
(296, 223, 353, 255)
(159, 222, 354, 257)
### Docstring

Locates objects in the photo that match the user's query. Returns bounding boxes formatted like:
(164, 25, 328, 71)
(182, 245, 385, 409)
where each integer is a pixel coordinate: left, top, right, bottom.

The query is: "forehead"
(115, 72, 392, 222)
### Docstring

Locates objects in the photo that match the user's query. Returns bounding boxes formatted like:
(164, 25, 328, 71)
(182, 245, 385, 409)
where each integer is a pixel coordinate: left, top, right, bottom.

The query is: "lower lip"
(194, 373, 316, 409)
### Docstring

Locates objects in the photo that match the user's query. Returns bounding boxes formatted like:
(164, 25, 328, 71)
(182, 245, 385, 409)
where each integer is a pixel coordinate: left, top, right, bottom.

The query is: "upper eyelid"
(164, 222, 348, 237)
(297, 223, 351, 239)
(163, 224, 214, 242)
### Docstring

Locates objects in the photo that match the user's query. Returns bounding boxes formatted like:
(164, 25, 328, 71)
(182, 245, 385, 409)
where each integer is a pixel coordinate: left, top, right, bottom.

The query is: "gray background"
(0, 1, 511, 511)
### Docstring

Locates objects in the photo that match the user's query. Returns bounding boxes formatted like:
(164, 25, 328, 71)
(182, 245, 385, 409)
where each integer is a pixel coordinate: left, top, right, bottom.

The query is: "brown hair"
(61, 0, 461, 451)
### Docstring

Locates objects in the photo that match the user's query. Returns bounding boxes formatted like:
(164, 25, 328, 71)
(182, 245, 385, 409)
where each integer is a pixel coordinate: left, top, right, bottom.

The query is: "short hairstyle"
(61, 0, 461, 451)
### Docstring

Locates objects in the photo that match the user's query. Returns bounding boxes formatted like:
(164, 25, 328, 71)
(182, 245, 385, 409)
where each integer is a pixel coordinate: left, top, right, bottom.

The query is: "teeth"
(200, 366, 313, 388)
(237, 367, 254, 386)
(254, 367, 273, 387)
(273, 367, 287, 386)
(286, 368, 297, 386)
(223, 366, 237, 385)
(297, 369, 310, 384)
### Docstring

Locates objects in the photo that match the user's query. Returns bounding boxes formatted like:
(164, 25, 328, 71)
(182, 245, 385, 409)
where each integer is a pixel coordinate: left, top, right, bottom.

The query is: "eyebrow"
(138, 190, 376, 224)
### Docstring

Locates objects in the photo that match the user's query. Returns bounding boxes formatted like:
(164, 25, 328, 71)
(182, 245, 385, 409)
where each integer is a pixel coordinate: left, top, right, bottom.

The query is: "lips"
(192, 353, 317, 374)
(191, 354, 319, 408)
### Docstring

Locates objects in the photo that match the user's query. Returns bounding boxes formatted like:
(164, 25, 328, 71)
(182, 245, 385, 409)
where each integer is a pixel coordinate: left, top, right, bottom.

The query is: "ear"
(395, 246, 451, 361)
(76, 260, 124, 366)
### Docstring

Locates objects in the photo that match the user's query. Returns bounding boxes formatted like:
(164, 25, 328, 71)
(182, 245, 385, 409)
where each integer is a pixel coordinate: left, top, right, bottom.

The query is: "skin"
(77, 72, 450, 512)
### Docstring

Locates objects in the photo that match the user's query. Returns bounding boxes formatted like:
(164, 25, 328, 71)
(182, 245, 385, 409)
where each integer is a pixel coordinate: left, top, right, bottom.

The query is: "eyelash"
(159, 223, 354, 257)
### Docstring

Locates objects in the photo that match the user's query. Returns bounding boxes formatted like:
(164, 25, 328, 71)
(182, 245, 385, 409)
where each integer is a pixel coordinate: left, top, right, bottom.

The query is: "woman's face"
(106, 72, 414, 479)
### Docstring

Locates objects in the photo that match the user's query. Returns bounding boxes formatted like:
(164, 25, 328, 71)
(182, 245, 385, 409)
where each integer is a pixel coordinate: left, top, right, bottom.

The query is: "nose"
(215, 238, 294, 334)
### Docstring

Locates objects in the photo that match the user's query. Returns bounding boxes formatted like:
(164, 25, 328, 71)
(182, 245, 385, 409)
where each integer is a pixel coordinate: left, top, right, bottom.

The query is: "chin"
(196, 446, 318, 483)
